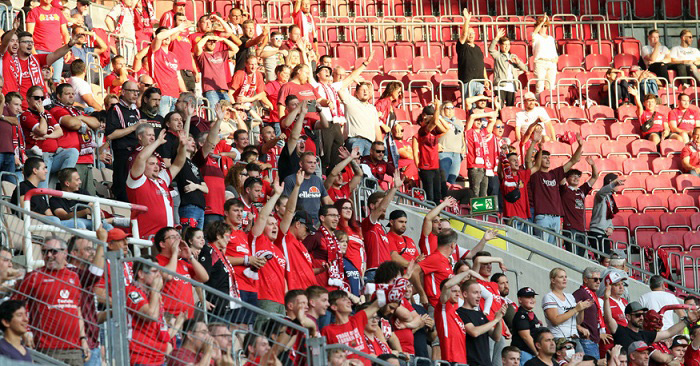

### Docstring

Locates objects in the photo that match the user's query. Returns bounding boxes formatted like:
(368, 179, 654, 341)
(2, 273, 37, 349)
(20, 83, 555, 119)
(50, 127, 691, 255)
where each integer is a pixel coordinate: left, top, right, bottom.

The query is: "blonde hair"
(549, 267, 565, 290)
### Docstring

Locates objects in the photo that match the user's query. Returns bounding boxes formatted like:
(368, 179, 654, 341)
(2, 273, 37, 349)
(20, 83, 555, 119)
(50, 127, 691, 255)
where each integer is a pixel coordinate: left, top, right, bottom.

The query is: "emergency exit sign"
(470, 196, 498, 214)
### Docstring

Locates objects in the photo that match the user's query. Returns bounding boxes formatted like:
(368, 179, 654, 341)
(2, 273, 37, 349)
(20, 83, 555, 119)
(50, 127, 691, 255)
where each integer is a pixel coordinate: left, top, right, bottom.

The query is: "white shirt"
(515, 107, 551, 135)
(262, 46, 282, 81)
(670, 46, 700, 62)
(542, 291, 580, 339)
(106, 3, 135, 40)
(68, 76, 93, 107)
(641, 44, 670, 66)
(638, 290, 681, 331)
(532, 33, 558, 60)
(339, 88, 379, 141)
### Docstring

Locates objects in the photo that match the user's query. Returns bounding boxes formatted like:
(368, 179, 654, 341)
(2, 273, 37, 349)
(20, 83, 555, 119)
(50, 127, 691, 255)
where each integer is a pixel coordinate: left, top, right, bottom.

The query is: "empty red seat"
(542, 141, 572, 157)
(587, 105, 617, 124)
(558, 54, 584, 71)
(651, 157, 682, 176)
(690, 213, 700, 230)
(624, 158, 653, 176)
(630, 139, 660, 157)
(668, 193, 699, 213)
(675, 174, 700, 192)
(383, 57, 410, 75)
(581, 123, 609, 140)
(683, 231, 700, 251)
(660, 212, 691, 232)
(411, 57, 439, 74)
(500, 107, 524, 124)
(629, 212, 661, 248)
(637, 194, 669, 212)
(613, 53, 638, 69)
(610, 123, 640, 142)
(651, 232, 685, 252)
(597, 159, 624, 175)
(616, 105, 638, 123)
(585, 54, 611, 71)
(646, 175, 676, 193)
(602, 140, 631, 158)
(660, 139, 685, 156)
(558, 106, 588, 124)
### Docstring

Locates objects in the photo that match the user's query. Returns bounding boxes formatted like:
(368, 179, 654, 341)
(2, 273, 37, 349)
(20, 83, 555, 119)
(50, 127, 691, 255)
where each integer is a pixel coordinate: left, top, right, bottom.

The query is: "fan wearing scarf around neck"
(588, 173, 626, 255)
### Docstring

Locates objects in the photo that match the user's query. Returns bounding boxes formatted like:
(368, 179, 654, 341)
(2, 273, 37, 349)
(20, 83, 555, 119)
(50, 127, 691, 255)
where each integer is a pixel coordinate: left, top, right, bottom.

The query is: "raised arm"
(369, 170, 404, 222)
(168, 130, 188, 179)
(459, 9, 472, 44)
(194, 35, 213, 57)
(285, 101, 308, 155)
(531, 14, 548, 41)
(324, 147, 360, 191)
(47, 34, 77, 66)
(464, 229, 497, 259)
(563, 133, 584, 172)
(546, 298, 592, 326)
(337, 50, 374, 90)
(251, 179, 284, 238)
(200, 105, 224, 158)
(131, 129, 167, 178)
(489, 28, 506, 58)
(422, 197, 456, 237)
(439, 270, 471, 304)
(152, 22, 188, 52)
(280, 170, 305, 233)
(628, 86, 644, 117)
(586, 157, 600, 187)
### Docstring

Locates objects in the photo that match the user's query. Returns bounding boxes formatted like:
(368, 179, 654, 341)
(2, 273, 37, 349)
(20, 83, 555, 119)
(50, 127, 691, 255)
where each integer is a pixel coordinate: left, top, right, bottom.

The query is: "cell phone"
(308, 100, 317, 113)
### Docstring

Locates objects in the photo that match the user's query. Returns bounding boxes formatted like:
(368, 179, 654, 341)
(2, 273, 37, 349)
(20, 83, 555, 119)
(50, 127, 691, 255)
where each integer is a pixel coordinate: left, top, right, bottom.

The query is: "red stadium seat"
(660, 139, 685, 156)
(691, 213, 700, 230)
(630, 139, 661, 157)
(383, 57, 410, 75)
(596, 158, 624, 175)
(581, 123, 609, 141)
(587, 105, 617, 124)
(613, 53, 638, 69)
(558, 54, 584, 72)
(629, 212, 661, 248)
(637, 194, 669, 212)
(633, 1, 656, 19)
(616, 105, 638, 123)
(500, 107, 523, 124)
(542, 141, 573, 157)
(623, 158, 653, 176)
(668, 193, 700, 213)
(660, 212, 691, 232)
(651, 157, 682, 176)
(411, 57, 439, 74)
(580, 139, 603, 157)
(584, 54, 611, 71)
(392, 43, 415, 60)
(646, 175, 676, 194)
(602, 140, 631, 158)
(610, 123, 641, 143)
(683, 231, 700, 251)
(615, 194, 637, 212)
(558, 106, 588, 124)
(675, 174, 700, 192)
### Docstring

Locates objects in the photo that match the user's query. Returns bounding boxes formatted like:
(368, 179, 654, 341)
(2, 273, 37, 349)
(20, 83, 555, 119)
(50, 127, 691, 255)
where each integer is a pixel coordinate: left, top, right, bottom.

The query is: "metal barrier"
(22, 188, 152, 269)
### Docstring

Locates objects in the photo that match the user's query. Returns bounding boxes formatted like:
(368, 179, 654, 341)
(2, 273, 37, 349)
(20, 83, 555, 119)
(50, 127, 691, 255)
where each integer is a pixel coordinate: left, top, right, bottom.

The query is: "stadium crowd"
(0, 0, 697, 365)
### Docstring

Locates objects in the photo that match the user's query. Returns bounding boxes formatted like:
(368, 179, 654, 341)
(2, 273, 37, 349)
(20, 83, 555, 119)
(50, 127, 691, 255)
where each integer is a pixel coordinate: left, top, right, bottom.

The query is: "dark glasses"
(30, 95, 44, 101)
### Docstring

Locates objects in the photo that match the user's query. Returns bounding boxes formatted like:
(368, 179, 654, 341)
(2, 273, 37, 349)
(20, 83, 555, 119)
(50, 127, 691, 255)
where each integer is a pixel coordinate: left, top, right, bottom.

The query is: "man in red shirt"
(501, 145, 538, 230)
(435, 269, 472, 364)
(241, 177, 263, 227)
(169, 12, 199, 93)
(195, 33, 239, 113)
(303, 205, 343, 290)
(126, 129, 187, 239)
(362, 171, 402, 272)
(360, 141, 395, 188)
(150, 24, 188, 117)
(265, 65, 290, 129)
(103, 56, 134, 95)
(278, 170, 318, 291)
(26, 0, 70, 83)
(153, 226, 209, 317)
(292, 0, 318, 52)
(191, 108, 227, 227)
(230, 55, 272, 109)
(386, 210, 421, 267)
(324, 146, 363, 202)
(560, 157, 599, 255)
(21, 85, 79, 189)
(630, 87, 669, 146)
(168, 319, 214, 366)
(126, 258, 174, 365)
(686, 325, 700, 366)
(322, 289, 401, 366)
(0, 29, 19, 95)
(417, 229, 462, 308)
(50, 83, 100, 195)
(681, 127, 700, 176)
(13, 237, 89, 364)
(159, 0, 186, 28)
(11, 31, 73, 108)
(669, 93, 700, 143)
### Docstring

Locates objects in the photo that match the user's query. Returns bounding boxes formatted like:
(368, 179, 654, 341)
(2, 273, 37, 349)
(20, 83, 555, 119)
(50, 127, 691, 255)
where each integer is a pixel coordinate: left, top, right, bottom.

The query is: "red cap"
(106, 228, 128, 242)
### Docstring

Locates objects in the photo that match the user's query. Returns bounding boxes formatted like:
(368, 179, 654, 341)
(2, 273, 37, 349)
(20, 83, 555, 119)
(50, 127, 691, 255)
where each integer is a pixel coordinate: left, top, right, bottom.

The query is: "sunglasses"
(495, 125, 505, 129)
(374, 150, 386, 153)
(444, 106, 455, 109)
(30, 95, 44, 101)
(42, 248, 64, 256)
(590, 277, 601, 282)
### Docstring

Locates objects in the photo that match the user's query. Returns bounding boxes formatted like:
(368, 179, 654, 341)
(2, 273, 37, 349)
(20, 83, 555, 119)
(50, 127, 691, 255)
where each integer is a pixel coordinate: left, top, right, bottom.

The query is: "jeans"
(230, 290, 257, 325)
(85, 347, 101, 366)
(42, 148, 80, 189)
(488, 175, 502, 212)
(0, 152, 17, 183)
(343, 258, 361, 297)
(439, 152, 462, 184)
(158, 95, 177, 117)
(43, 215, 87, 229)
(73, 218, 114, 231)
(254, 299, 285, 333)
(203, 90, 230, 117)
(510, 218, 529, 233)
(36, 50, 62, 82)
(419, 169, 442, 203)
(467, 167, 488, 198)
(520, 351, 535, 366)
(579, 338, 600, 359)
(465, 80, 485, 98)
(346, 137, 372, 156)
(534, 214, 561, 245)
(179, 204, 205, 229)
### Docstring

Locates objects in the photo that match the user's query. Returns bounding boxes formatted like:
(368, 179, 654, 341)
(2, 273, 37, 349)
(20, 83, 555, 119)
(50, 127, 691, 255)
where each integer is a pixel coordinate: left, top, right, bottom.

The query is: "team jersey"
(125, 284, 170, 365)
(321, 310, 371, 366)
(435, 301, 467, 363)
(419, 252, 453, 308)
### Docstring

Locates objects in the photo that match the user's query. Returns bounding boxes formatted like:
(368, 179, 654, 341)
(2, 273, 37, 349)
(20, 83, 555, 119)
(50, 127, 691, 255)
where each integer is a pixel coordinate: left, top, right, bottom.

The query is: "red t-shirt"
(393, 298, 415, 354)
(435, 300, 467, 363)
(276, 230, 317, 290)
(466, 128, 487, 169)
(669, 107, 700, 132)
(17, 54, 49, 108)
(277, 81, 320, 105)
(560, 182, 593, 232)
(681, 143, 700, 173)
(13, 267, 82, 350)
(155, 254, 197, 317)
(225, 229, 257, 293)
(26, 6, 67, 51)
(639, 109, 666, 137)
(327, 184, 350, 202)
(417, 126, 440, 170)
(361, 216, 391, 269)
(387, 231, 419, 262)
(159, 10, 176, 28)
(685, 344, 700, 366)
(169, 31, 194, 72)
(148, 48, 180, 97)
(126, 170, 174, 239)
(265, 80, 284, 123)
(193, 150, 226, 216)
(502, 169, 531, 219)
(231, 70, 265, 99)
(419, 252, 453, 308)
(476, 279, 505, 322)
(338, 223, 365, 273)
(50, 105, 94, 164)
(197, 51, 230, 93)
(418, 233, 437, 256)
(251, 233, 287, 304)
(1, 53, 18, 94)
(360, 156, 395, 181)
(321, 311, 371, 366)
(20, 109, 59, 153)
(292, 10, 317, 43)
(125, 284, 169, 365)
(530, 166, 566, 217)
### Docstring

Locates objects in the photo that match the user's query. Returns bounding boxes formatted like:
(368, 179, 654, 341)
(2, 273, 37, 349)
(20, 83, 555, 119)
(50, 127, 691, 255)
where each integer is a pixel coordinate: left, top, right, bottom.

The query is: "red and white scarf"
(239, 72, 258, 98)
(112, 2, 134, 35)
(298, 12, 316, 42)
(320, 225, 348, 291)
(318, 82, 344, 119)
(211, 244, 241, 308)
(11, 54, 44, 93)
(55, 102, 96, 156)
(141, 0, 155, 24)
(365, 335, 391, 355)
(581, 285, 605, 330)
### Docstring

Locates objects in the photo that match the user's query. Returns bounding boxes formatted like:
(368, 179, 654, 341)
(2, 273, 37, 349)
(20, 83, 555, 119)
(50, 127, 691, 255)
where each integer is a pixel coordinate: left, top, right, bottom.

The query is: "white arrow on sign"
(473, 202, 483, 209)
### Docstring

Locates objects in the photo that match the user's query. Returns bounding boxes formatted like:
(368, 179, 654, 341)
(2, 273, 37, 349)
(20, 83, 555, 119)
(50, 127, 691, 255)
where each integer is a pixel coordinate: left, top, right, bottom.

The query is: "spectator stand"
(19, 189, 151, 270)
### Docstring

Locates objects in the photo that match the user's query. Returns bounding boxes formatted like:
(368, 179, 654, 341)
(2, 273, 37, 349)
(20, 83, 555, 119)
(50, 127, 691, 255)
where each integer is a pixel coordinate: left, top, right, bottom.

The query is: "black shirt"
(138, 109, 164, 134)
(105, 101, 141, 152)
(277, 143, 301, 182)
(157, 132, 180, 161)
(457, 307, 491, 366)
(456, 41, 485, 84)
(174, 158, 206, 210)
(524, 357, 555, 366)
(412, 302, 430, 358)
(12, 180, 49, 215)
(197, 244, 234, 317)
(49, 188, 89, 216)
(613, 326, 657, 350)
(511, 307, 543, 355)
(234, 35, 252, 72)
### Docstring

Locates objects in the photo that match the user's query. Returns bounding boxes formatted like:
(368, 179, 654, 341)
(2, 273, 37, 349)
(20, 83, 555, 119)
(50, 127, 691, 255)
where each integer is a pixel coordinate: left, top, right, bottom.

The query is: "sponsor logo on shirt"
(59, 289, 70, 298)
(128, 291, 144, 304)
(39, 13, 62, 21)
(542, 177, 558, 187)
(299, 186, 322, 199)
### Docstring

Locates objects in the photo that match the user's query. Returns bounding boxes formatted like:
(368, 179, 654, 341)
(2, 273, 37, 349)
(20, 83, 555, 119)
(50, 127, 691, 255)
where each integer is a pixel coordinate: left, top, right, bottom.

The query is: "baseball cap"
(77, 0, 90, 5)
(625, 301, 649, 315)
(611, 249, 627, 259)
(555, 338, 575, 350)
(106, 228, 128, 242)
(517, 287, 538, 297)
(628, 341, 654, 354)
(292, 211, 315, 233)
(606, 271, 628, 285)
(671, 335, 690, 349)
(524, 91, 537, 101)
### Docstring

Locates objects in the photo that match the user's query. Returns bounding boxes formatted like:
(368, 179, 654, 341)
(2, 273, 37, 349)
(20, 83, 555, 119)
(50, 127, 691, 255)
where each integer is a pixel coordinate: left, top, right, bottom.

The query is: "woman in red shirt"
(412, 101, 449, 203)
(335, 198, 365, 296)
(375, 82, 402, 132)
(629, 86, 669, 146)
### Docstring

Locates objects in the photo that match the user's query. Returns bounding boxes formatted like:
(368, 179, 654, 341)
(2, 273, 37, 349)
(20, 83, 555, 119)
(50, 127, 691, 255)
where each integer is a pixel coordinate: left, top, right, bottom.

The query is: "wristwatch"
(681, 316, 692, 326)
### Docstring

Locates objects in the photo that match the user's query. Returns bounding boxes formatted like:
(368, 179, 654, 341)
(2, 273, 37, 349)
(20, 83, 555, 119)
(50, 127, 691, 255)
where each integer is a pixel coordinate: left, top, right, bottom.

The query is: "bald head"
(121, 81, 139, 103)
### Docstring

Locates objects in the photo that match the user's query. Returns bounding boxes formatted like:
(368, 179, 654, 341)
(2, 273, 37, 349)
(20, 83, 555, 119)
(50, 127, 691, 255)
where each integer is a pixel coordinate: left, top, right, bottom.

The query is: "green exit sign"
(470, 196, 498, 214)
